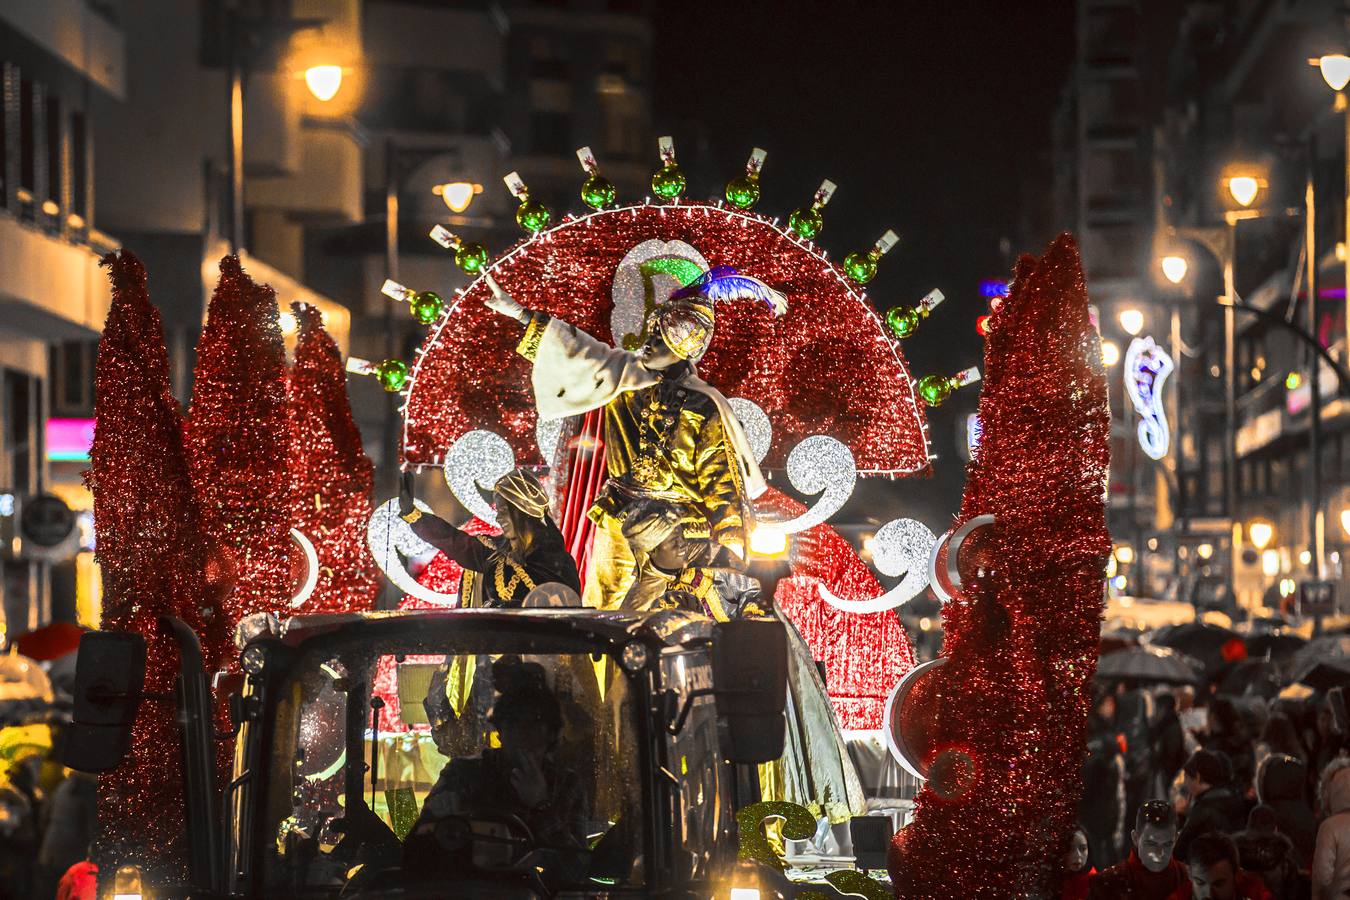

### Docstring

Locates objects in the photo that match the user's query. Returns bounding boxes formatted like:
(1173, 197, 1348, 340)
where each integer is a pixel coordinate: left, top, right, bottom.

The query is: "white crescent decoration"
(817, 517, 936, 613)
(761, 435, 857, 537)
(728, 397, 772, 464)
(288, 527, 320, 609)
(882, 656, 948, 780)
(366, 498, 459, 606)
(442, 429, 516, 526)
(928, 514, 996, 604)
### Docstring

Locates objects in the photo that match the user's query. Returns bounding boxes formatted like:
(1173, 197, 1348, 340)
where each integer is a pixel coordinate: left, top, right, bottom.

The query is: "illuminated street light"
(1226, 175, 1261, 208)
(1319, 54, 1350, 91)
(1118, 308, 1144, 336)
(1248, 519, 1275, 551)
(1101, 339, 1120, 367)
(1197, 543, 1214, 560)
(1114, 545, 1135, 565)
(1341, 508, 1350, 538)
(433, 181, 483, 214)
(304, 65, 344, 102)
(1161, 255, 1189, 285)
(278, 311, 298, 335)
(1262, 549, 1281, 577)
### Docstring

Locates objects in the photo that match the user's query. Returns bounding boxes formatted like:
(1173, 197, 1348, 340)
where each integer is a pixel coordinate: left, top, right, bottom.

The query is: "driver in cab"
(404, 664, 586, 875)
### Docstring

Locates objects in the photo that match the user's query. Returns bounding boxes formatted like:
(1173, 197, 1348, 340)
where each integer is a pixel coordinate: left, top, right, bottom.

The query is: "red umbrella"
(13, 621, 85, 661)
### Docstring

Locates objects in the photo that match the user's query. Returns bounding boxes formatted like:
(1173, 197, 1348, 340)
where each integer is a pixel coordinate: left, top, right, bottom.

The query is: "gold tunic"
(518, 314, 748, 556)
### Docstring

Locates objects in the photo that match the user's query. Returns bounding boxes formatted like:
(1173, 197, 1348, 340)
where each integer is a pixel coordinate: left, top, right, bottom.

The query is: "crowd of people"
(1065, 672, 1350, 899)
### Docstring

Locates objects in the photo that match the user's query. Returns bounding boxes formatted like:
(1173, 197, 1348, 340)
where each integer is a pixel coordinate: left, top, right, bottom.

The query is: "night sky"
(653, 1, 1078, 533)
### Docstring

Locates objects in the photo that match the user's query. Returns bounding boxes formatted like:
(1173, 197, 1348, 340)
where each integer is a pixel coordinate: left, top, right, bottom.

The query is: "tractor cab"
(66, 607, 796, 898)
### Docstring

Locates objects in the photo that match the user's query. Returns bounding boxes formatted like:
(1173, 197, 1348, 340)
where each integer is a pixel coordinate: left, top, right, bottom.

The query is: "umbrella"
(1096, 646, 1200, 685)
(1292, 635, 1350, 674)
(13, 621, 85, 662)
(1151, 622, 1245, 675)
(1293, 656, 1350, 692)
(1245, 632, 1307, 666)
(1216, 659, 1281, 699)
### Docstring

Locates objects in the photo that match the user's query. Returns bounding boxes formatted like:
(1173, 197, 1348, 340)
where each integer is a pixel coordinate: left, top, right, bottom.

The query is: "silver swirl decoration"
(442, 429, 516, 526)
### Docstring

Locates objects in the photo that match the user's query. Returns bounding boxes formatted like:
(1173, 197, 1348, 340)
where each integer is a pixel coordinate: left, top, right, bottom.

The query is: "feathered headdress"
(667, 265, 788, 317)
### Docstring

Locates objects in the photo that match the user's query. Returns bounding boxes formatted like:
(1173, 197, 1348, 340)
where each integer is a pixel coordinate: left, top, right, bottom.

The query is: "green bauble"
(886, 306, 920, 339)
(454, 242, 489, 275)
(787, 206, 823, 240)
(725, 174, 760, 210)
(844, 251, 878, 284)
(581, 174, 616, 210)
(410, 291, 444, 325)
(651, 164, 686, 200)
(516, 200, 551, 233)
(375, 359, 409, 393)
(917, 374, 953, 407)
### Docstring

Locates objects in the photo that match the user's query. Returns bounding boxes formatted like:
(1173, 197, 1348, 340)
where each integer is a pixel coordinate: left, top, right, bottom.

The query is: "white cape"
(530, 318, 767, 500)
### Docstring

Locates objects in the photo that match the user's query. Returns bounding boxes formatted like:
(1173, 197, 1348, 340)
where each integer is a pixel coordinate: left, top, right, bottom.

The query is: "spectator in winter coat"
(1177, 750, 1251, 863)
(1153, 693, 1189, 800)
(1084, 692, 1129, 868)
(1232, 806, 1306, 900)
(1089, 801, 1188, 900)
(1257, 755, 1316, 868)
(1175, 831, 1273, 900)
(1312, 756, 1350, 900)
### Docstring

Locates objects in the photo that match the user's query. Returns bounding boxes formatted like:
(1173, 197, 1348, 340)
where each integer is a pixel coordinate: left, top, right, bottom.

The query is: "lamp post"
(1315, 54, 1350, 379)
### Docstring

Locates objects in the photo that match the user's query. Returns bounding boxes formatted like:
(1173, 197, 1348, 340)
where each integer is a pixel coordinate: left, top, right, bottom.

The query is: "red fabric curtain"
(555, 409, 607, 587)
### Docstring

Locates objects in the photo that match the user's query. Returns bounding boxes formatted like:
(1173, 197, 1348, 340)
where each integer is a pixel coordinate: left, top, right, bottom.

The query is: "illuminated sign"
(1123, 337, 1174, 460)
(978, 279, 1010, 298)
(965, 413, 983, 460)
(46, 418, 95, 462)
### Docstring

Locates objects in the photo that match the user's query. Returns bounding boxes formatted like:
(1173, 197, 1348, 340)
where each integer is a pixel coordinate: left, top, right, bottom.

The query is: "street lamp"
(1115, 545, 1135, 565)
(1248, 519, 1275, 551)
(432, 181, 483, 214)
(1340, 508, 1350, 538)
(304, 65, 344, 102)
(1161, 255, 1189, 285)
(1119, 308, 1145, 336)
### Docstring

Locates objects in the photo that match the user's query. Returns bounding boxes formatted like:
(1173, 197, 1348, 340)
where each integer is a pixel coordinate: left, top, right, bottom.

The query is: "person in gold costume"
(481, 269, 778, 611)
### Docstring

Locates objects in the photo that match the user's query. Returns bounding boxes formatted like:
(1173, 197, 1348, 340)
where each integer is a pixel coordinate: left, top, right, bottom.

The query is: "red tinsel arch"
(401, 202, 930, 474)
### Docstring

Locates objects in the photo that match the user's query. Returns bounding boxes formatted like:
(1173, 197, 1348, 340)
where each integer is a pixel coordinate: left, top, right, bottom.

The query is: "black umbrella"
(1151, 622, 1244, 675)
(1292, 635, 1350, 674)
(1096, 646, 1200, 685)
(1245, 632, 1307, 666)
(1293, 656, 1350, 692)
(1216, 659, 1281, 699)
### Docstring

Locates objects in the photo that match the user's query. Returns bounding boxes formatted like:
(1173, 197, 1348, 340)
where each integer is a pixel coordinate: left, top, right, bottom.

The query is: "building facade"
(1058, 0, 1350, 615)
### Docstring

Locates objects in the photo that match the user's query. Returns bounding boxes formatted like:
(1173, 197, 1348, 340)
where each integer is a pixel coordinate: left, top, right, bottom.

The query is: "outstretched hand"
(483, 273, 528, 323)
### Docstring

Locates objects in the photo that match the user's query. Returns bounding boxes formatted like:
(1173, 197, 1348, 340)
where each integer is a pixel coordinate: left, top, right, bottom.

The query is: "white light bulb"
(1321, 54, 1350, 91)
(1227, 176, 1259, 208)
(304, 65, 343, 102)
(1161, 256, 1189, 285)
(1101, 340, 1121, 367)
(1118, 309, 1144, 336)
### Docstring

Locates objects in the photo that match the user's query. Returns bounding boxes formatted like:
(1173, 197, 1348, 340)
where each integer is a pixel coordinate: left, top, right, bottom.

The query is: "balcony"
(0, 211, 113, 342)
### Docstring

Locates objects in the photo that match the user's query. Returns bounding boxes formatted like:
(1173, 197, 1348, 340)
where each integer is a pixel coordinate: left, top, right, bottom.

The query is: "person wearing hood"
(1176, 749, 1251, 863)
(402, 469, 580, 608)
(1312, 756, 1350, 900)
(1257, 754, 1316, 868)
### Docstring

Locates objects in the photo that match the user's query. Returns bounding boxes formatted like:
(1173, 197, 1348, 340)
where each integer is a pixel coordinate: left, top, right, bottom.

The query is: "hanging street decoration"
(1123, 335, 1175, 461)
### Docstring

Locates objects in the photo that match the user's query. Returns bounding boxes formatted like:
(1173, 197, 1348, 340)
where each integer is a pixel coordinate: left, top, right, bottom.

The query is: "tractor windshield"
(259, 627, 647, 894)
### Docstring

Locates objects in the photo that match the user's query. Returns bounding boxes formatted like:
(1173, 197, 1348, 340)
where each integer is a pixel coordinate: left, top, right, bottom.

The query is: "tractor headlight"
(112, 864, 145, 900)
(620, 641, 649, 673)
(240, 643, 268, 676)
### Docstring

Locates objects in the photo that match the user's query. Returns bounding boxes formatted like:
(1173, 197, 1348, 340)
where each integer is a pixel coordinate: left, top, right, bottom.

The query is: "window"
(530, 111, 570, 155)
(70, 112, 86, 219)
(19, 78, 34, 194)
(45, 94, 61, 211)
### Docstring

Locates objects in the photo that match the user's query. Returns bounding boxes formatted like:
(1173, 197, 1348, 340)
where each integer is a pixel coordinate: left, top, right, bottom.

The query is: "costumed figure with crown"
(480, 268, 776, 615)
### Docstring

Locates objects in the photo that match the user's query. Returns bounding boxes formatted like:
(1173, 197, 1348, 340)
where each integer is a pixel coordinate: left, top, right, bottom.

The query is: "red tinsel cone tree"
(87, 251, 223, 878)
(287, 302, 380, 614)
(186, 256, 291, 651)
(892, 234, 1111, 898)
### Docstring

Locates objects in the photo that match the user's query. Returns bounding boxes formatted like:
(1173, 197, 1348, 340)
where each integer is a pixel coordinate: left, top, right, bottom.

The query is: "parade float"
(71, 138, 1110, 899)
